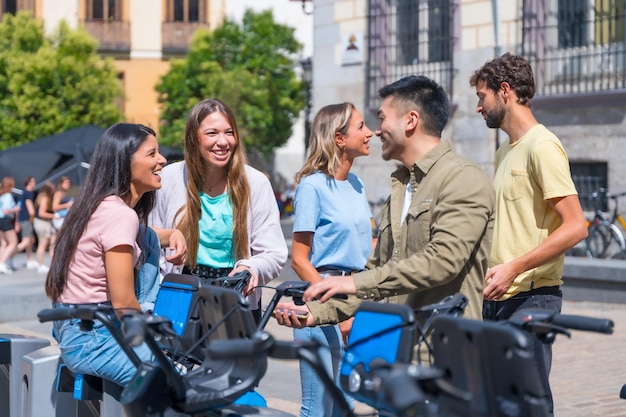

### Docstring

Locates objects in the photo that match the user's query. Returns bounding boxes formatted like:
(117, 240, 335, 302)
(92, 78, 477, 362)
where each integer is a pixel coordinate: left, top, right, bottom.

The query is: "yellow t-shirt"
(491, 124, 577, 298)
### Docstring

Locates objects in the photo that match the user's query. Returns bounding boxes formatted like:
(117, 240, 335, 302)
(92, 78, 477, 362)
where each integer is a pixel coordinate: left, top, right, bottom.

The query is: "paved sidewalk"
(1, 251, 625, 416)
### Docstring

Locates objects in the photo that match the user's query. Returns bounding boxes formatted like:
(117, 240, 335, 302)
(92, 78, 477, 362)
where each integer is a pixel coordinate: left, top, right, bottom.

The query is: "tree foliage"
(0, 12, 123, 150)
(156, 9, 305, 157)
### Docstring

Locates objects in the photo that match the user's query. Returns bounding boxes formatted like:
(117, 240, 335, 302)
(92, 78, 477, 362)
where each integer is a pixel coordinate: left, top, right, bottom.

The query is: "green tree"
(0, 12, 123, 150)
(156, 9, 305, 157)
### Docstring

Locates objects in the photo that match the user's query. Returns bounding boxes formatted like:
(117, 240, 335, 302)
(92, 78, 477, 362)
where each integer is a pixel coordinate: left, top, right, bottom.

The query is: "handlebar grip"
(38, 307, 103, 322)
(38, 308, 78, 323)
(552, 314, 614, 334)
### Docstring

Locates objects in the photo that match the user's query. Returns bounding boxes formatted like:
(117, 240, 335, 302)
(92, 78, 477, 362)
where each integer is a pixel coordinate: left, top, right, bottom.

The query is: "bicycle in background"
(581, 188, 626, 259)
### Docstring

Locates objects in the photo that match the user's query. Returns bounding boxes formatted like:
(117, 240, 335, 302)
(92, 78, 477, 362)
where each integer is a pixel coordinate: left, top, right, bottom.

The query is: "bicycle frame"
(582, 189, 626, 259)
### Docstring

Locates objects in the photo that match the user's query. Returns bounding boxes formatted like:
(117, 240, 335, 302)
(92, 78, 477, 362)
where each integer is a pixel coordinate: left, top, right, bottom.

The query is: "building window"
(2, 0, 17, 14)
(522, 0, 626, 95)
(557, 0, 587, 48)
(167, 0, 203, 23)
(367, 0, 455, 111)
(86, 0, 122, 21)
(571, 161, 608, 211)
(396, 0, 451, 65)
(1, 0, 35, 16)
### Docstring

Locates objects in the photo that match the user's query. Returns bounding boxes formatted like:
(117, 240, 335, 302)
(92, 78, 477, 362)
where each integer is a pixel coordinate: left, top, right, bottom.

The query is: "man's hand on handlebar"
(273, 301, 315, 328)
(303, 275, 356, 303)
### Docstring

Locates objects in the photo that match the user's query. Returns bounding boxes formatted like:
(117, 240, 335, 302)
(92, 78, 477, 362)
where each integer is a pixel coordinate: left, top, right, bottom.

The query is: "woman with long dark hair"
(45, 123, 173, 386)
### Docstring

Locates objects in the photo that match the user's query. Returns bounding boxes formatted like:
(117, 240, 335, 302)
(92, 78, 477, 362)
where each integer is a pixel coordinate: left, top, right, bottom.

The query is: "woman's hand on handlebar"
(165, 229, 187, 265)
(273, 301, 314, 328)
(231, 265, 258, 296)
(303, 275, 356, 303)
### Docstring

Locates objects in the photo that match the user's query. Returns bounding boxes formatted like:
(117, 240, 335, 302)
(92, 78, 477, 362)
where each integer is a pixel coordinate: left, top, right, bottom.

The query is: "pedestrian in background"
(16, 176, 38, 269)
(0, 176, 20, 274)
(52, 176, 73, 230)
(291, 102, 373, 417)
(470, 52, 588, 415)
(33, 182, 56, 274)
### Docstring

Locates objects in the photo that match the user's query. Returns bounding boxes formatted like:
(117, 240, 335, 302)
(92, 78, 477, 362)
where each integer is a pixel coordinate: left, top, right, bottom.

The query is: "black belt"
(54, 301, 112, 308)
(316, 267, 358, 276)
(184, 264, 232, 279)
(510, 285, 561, 299)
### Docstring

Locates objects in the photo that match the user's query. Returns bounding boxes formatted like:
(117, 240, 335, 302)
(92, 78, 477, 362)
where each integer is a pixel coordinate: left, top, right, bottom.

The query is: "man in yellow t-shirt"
(470, 53, 588, 416)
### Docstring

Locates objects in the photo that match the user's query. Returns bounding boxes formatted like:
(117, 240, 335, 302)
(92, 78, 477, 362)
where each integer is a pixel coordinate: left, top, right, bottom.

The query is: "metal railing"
(366, 0, 456, 112)
(522, 0, 626, 95)
(162, 21, 210, 54)
(81, 20, 130, 52)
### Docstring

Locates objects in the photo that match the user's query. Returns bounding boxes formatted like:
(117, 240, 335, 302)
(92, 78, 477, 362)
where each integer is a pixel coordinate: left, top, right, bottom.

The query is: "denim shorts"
(52, 310, 152, 386)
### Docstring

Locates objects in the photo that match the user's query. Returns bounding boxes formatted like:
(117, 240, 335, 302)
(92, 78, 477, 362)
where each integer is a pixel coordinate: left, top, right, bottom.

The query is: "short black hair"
(378, 75, 449, 136)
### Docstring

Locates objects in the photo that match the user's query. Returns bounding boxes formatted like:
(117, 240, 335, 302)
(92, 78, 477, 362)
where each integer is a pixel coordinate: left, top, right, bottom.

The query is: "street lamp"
(290, 0, 313, 15)
(300, 57, 313, 152)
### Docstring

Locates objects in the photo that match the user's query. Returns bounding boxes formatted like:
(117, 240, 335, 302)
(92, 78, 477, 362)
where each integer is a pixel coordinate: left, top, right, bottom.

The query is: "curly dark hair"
(469, 52, 535, 106)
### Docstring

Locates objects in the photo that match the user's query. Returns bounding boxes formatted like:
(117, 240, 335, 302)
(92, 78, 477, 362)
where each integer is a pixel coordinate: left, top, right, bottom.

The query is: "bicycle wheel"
(586, 223, 626, 259)
(607, 223, 626, 259)
(585, 224, 611, 258)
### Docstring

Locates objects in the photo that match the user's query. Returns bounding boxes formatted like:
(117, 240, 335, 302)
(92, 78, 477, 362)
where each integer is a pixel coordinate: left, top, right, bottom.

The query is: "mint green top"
(197, 192, 235, 268)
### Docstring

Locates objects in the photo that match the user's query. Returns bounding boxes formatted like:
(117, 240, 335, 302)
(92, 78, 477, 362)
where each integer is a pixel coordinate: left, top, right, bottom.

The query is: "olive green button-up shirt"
(308, 140, 495, 324)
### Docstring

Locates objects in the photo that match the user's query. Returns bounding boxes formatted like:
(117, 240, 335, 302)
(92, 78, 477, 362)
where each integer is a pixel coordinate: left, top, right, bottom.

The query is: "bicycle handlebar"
(38, 305, 114, 323)
(508, 308, 614, 335)
(257, 280, 348, 331)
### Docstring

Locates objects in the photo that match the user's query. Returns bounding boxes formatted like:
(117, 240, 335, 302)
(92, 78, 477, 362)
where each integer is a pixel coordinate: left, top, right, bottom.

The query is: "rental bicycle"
(37, 279, 347, 417)
(582, 188, 626, 259)
(212, 294, 614, 417)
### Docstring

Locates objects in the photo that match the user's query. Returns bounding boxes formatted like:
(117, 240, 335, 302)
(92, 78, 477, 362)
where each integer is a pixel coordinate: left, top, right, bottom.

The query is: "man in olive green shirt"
(276, 76, 494, 328)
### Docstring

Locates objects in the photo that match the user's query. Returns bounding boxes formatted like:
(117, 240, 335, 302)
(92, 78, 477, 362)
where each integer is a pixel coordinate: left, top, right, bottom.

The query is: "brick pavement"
(1, 251, 625, 416)
(551, 300, 626, 417)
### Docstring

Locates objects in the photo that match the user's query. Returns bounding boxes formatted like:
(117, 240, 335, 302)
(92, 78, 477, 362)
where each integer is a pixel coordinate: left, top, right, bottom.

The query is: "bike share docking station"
(1, 332, 125, 417)
(19, 344, 127, 417)
(0, 333, 50, 417)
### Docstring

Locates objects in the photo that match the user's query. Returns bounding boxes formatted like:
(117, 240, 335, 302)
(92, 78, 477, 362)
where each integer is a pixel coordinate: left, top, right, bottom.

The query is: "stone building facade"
(305, 0, 626, 214)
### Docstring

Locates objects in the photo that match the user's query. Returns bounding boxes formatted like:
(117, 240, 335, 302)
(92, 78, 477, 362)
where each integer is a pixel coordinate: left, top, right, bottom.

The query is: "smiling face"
(376, 96, 408, 162)
(129, 134, 167, 198)
(475, 80, 506, 129)
(339, 108, 372, 160)
(197, 111, 237, 171)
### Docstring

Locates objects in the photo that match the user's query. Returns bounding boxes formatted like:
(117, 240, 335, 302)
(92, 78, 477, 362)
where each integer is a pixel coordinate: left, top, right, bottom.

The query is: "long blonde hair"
(295, 102, 355, 183)
(176, 99, 250, 267)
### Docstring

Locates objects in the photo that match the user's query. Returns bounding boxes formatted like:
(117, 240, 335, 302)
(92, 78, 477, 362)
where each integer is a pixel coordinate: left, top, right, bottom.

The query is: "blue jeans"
(483, 286, 562, 416)
(294, 325, 355, 417)
(135, 225, 161, 312)
(52, 311, 152, 386)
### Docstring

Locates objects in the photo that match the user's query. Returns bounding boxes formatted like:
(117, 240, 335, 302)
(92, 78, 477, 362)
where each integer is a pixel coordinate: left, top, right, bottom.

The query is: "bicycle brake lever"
(524, 322, 571, 341)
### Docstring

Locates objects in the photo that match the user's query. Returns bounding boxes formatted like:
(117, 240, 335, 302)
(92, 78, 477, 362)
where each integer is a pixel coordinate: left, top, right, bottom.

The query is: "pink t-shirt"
(59, 195, 141, 304)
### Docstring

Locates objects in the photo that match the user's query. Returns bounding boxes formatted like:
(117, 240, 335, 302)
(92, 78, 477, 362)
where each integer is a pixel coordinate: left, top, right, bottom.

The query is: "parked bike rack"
(0, 333, 50, 417)
(18, 343, 126, 417)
